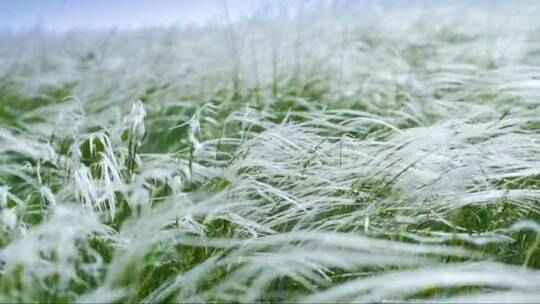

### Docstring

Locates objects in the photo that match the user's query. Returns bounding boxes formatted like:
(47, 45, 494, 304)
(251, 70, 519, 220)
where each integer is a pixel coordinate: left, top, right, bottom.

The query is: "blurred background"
(0, 0, 263, 32)
(0, 0, 515, 33)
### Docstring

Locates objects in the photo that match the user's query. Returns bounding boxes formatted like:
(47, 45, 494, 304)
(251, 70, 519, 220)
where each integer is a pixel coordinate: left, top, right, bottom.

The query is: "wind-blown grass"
(0, 1, 540, 303)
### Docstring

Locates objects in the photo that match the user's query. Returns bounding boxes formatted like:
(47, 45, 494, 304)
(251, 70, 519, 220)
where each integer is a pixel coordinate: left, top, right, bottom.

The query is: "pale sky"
(0, 0, 261, 32)
(0, 0, 517, 33)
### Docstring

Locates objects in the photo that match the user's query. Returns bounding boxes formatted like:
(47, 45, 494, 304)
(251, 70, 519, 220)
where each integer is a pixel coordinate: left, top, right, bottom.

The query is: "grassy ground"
(1, 2, 540, 303)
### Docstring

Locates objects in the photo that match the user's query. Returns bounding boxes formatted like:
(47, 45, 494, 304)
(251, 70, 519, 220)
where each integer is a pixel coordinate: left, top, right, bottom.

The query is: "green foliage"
(1, 3, 540, 303)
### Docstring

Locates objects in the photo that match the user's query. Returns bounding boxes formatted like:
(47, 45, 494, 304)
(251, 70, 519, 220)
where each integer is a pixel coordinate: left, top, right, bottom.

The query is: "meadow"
(0, 2, 540, 303)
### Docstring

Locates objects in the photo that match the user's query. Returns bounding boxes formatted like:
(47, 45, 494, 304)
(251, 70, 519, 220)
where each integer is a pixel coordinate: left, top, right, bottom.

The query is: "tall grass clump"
(1, 1, 540, 302)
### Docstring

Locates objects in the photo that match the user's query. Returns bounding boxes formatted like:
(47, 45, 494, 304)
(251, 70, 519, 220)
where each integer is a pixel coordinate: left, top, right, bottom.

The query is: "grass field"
(1, 2, 540, 303)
